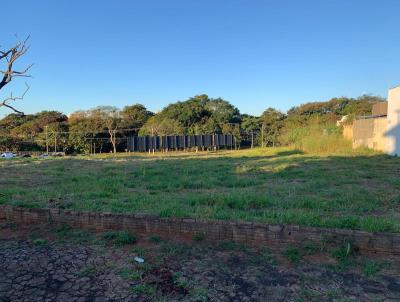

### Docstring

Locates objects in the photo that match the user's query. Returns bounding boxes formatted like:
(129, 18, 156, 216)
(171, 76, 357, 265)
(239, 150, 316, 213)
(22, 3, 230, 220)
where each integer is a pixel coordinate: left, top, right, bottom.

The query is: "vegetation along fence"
(127, 134, 236, 152)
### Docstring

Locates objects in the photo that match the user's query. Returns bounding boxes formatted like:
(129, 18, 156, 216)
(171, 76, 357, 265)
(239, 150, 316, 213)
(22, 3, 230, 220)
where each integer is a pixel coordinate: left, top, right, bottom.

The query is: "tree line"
(0, 94, 385, 153)
(0, 37, 387, 154)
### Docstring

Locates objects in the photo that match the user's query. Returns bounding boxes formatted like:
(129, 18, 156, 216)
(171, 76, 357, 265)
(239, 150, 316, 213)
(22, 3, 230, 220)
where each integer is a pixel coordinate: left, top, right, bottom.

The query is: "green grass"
(131, 284, 157, 296)
(102, 231, 137, 246)
(284, 246, 301, 263)
(252, 247, 277, 266)
(1, 147, 399, 233)
(131, 246, 149, 257)
(119, 267, 144, 281)
(148, 235, 162, 243)
(32, 238, 48, 246)
(362, 261, 382, 278)
(76, 266, 98, 277)
(217, 240, 248, 252)
(172, 271, 189, 290)
(192, 233, 205, 242)
(330, 241, 355, 271)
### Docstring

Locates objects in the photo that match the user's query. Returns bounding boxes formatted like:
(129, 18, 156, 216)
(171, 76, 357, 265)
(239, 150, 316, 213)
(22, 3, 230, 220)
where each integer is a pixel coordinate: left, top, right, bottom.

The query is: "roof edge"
(389, 84, 400, 90)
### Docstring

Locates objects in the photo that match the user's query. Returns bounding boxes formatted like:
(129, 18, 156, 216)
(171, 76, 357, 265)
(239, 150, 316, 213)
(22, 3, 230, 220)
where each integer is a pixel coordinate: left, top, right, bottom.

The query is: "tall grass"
(289, 124, 353, 154)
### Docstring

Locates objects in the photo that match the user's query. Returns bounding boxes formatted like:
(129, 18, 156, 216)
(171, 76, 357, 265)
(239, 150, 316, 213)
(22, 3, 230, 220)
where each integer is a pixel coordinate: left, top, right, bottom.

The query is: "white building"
(386, 85, 400, 156)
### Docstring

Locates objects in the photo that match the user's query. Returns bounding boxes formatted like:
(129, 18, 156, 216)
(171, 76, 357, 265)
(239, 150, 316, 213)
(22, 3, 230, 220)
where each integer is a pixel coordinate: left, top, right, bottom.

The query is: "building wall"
(372, 102, 388, 116)
(345, 85, 400, 154)
(386, 86, 400, 156)
(342, 124, 353, 141)
(352, 117, 388, 151)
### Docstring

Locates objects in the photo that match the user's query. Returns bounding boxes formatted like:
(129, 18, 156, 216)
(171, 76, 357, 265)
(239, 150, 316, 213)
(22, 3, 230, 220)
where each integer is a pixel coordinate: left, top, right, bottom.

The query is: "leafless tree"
(106, 110, 121, 154)
(0, 36, 33, 114)
(108, 127, 118, 154)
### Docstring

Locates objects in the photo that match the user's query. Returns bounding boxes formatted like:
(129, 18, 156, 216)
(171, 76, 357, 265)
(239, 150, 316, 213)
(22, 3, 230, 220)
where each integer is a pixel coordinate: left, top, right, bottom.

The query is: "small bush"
(363, 262, 379, 278)
(131, 246, 148, 257)
(102, 231, 136, 246)
(119, 268, 143, 281)
(55, 224, 73, 237)
(76, 266, 97, 277)
(253, 247, 276, 265)
(284, 246, 301, 263)
(331, 241, 355, 270)
(131, 284, 156, 295)
(190, 287, 208, 302)
(172, 271, 189, 289)
(32, 238, 48, 246)
(331, 241, 353, 261)
(148, 235, 162, 243)
(192, 233, 205, 242)
(159, 242, 190, 257)
(218, 240, 247, 251)
(301, 241, 325, 254)
(362, 261, 389, 278)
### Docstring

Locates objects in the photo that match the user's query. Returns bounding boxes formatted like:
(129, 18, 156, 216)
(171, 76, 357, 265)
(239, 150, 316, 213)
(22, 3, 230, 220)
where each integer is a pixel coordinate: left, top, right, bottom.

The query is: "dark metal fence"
(127, 134, 235, 152)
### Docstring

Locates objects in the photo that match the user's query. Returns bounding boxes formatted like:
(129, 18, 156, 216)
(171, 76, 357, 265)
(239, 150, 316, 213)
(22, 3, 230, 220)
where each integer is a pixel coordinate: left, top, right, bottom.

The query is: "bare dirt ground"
(0, 223, 399, 302)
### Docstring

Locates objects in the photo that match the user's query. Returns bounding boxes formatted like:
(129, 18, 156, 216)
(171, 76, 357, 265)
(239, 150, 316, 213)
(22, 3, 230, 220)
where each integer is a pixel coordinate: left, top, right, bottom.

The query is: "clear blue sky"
(1, 0, 399, 117)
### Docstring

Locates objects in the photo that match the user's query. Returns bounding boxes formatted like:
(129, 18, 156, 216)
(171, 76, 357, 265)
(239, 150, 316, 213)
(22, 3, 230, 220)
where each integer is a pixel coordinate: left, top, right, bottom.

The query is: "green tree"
(121, 104, 153, 131)
(260, 108, 285, 147)
(240, 114, 261, 147)
(140, 95, 241, 135)
(68, 110, 106, 153)
(139, 116, 183, 136)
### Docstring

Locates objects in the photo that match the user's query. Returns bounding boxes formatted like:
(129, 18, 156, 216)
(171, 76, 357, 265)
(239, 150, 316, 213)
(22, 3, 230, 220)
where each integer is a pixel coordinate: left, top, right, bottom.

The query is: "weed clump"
(192, 233, 205, 242)
(148, 235, 162, 243)
(284, 246, 301, 263)
(102, 231, 136, 246)
(331, 241, 355, 270)
(32, 238, 48, 246)
(362, 261, 390, 278)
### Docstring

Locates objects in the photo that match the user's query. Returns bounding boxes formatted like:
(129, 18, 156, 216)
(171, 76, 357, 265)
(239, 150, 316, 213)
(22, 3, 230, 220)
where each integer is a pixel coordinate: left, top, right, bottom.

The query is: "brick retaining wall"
(0, 205, 399, 255)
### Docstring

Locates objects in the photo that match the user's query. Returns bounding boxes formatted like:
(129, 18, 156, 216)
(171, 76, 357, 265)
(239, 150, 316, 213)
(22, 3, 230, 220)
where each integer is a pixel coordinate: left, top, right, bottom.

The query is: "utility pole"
(45, 126, 49, 153)
(251, 130, 254, 149)
(54, 132, 57, 153)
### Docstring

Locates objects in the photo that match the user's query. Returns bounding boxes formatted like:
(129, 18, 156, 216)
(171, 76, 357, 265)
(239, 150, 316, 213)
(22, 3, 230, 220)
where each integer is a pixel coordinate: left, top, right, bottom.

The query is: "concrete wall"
(343, 124, 353, 141)
(372, 102, 388, 116)
(386, 86, 400, 156)
(345, 85, 400, 154)
(352, 117, 388, 151)
(1, 205, 399, 255)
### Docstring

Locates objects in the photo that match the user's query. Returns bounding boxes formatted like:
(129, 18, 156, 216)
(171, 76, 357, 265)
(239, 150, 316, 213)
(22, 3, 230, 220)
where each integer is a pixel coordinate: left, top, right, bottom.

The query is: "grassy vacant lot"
(1, 147, 399, 232)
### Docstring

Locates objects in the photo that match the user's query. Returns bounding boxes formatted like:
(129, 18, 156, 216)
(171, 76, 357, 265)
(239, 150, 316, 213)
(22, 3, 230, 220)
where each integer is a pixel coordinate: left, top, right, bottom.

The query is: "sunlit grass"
(0, 146, 399, 232)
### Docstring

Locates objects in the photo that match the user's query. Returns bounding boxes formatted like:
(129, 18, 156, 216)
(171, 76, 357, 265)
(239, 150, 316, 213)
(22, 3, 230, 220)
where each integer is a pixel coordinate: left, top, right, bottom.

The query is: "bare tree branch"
(0, 36, 32, 114)
(0, 83, 29, 115)
(1, 64, 33, 77)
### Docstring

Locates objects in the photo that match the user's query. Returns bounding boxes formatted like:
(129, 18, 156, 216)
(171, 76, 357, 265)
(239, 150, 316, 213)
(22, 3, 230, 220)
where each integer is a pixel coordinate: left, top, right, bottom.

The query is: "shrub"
(148, 235, 162, 243)
(331, 241, 355, 270)
(32, 238, 48, 246)
(284, 246, 301, 263)
(363, 261, 381, 278)
(192, 233, 205, 242)
(102, 231, 136, 246)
